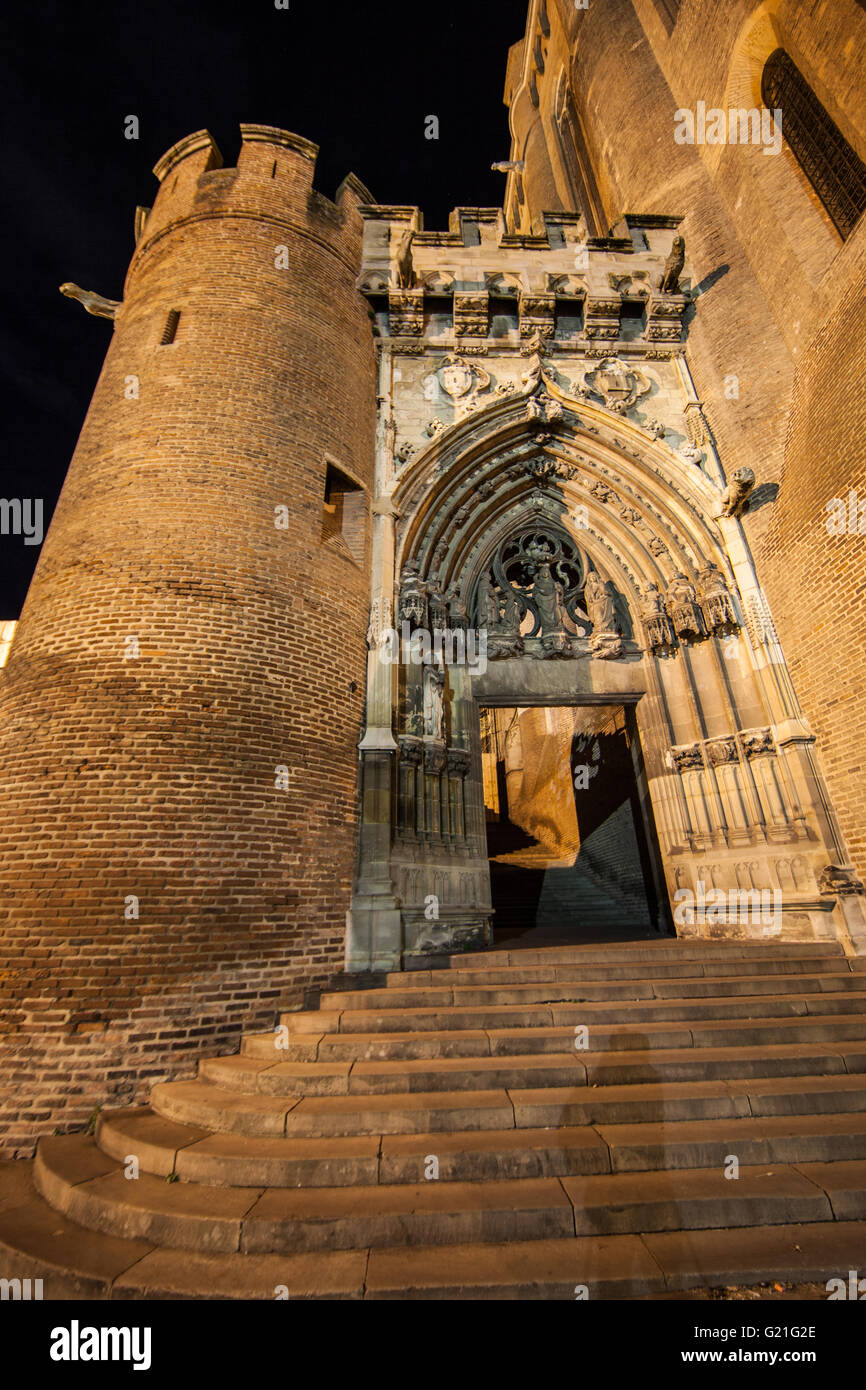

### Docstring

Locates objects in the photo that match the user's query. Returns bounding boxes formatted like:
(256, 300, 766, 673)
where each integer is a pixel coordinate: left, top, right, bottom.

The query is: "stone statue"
(476, 573, 501, 630)
(500, 585, 522, 633)
(667, 572, 705, 640)
(716, 467, 756, 519)
(584, 571, 617, 632)
(393, 229, 415, 290)
(698, 563, 738, 632)
(423, 663, 445, 741)
(533, 561, 567, 634)
(447, 587, 469, 629)
(641, 582, 676, 650)
(658, 236, 685, 295)
(59, 283, 121, 320)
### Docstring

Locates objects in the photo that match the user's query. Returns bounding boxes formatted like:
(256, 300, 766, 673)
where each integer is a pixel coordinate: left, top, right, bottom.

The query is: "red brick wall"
(0, 128, 377, 1156)
(512, 0, 866, 881)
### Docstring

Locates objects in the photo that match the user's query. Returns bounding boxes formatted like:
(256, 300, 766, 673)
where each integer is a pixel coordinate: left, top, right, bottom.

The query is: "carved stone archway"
(348, 355, 864, 970)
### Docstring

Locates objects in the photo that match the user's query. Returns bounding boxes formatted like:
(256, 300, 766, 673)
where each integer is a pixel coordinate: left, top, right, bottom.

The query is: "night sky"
(0, 0, 529, 617)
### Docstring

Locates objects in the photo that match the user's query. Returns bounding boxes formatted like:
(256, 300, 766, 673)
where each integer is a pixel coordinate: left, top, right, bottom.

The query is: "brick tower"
(0, 126, 376, 1156)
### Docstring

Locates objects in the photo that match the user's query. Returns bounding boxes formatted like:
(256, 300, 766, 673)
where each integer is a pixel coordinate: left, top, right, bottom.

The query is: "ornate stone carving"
(667, 572, 706, 641)
(679, 442, 703, 466)
(716, 467, 756, 519)
(426, 582, 449, 630)
(584, 570, 623, 659)
(645, 419, 666, 440)
(818, 864, 865, 897)
(705, 737, 739, 766)
(670, 743, 704, 772)
(582, 357, 651, 414)
(399, 735, 424, 766)
(698, 563, 738, 633)
(641, 582, 677, 651)
(454, 292, 489, 338)
(424, 741, 448, 775)
(741, 727, 775, 759)
(446, 748, 471, 777)
(392, 228, 416, 289)
(518, 293, 555, 340)
(447, 587, 469, 629)
(648, 535, 669, 557)
(526, 390, 563, 424)
(59, 283, 121, 320)
(658, 236, 685, 294)
(397, 561, 427, 630)
(395, 441, 415, 465)
(509, 454, 577, 482)
(425, 417, 446, 437)
(436, 354, 491, 400)
(388, 289, 423, 336)
(422, 664, 445, 741)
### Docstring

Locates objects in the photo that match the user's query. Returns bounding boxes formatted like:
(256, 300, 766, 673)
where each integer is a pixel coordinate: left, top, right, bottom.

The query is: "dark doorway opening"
(480, 703, 666, 945)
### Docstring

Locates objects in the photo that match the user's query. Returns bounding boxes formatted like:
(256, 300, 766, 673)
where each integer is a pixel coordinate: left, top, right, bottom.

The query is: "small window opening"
(323, 462, 366, 565)
(160, 309, 181, 345)
(271, 161, 277, 179)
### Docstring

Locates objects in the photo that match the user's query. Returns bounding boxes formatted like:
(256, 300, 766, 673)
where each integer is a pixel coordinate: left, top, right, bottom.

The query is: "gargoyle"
(59, 283, 121, 320)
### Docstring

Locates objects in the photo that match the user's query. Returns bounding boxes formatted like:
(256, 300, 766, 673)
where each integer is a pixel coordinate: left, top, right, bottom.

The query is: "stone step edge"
(29, 1136, 866, 1255)
(2, 1167, 865, 1299)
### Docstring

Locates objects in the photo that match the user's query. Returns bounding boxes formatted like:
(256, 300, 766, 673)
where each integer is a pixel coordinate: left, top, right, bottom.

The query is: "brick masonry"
(504, 0, 866, 881)
(0, 128, 377, 1156)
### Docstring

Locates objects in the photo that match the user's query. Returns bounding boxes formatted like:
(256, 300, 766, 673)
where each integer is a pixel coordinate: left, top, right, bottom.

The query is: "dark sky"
(0, 0, 529, 617)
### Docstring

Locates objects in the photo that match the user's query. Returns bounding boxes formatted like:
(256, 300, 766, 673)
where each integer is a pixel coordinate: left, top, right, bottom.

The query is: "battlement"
(357, 203, 690, 344)
(132, 124, 375, 262)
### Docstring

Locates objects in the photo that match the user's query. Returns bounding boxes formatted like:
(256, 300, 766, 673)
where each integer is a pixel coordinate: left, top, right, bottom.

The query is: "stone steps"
(3, 937, 866, 1298)
(32, 1131, 866, 1254)
(2, 1163, 866, 1298)
(321, 971, 862, 1011)
(149, 1074, 866, 1138)
(385, 954, 851, 986)
(282, 989, 866, 1034)
(204, 1039, 866, 1097)
(243, 1014, 866, 1060)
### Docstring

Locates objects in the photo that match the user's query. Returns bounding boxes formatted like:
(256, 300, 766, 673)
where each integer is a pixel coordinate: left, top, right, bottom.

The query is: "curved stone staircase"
(3, 937, 866, 1299)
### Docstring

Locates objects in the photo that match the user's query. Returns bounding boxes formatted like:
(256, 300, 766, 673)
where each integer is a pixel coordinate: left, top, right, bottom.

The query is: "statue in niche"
(698, 563, 738, 632)
(584, 571, 617, 633)
(531, 554, 567, 635)
(641, 582, 677, 651)
(423, 663, 445, 742)
(476, 573, 501, 630)
(447, 587, 469, 629)
(500, 585, 523, 634)
(584, 570, 624, 658)
(667, 572, 706, 640)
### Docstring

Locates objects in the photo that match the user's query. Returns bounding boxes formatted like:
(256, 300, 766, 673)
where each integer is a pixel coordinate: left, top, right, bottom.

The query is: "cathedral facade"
(0, 0, 864, 1156)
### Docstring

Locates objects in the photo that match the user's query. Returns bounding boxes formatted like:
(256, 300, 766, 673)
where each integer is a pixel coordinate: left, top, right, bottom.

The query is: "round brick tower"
(0, 126, 377, 1155)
